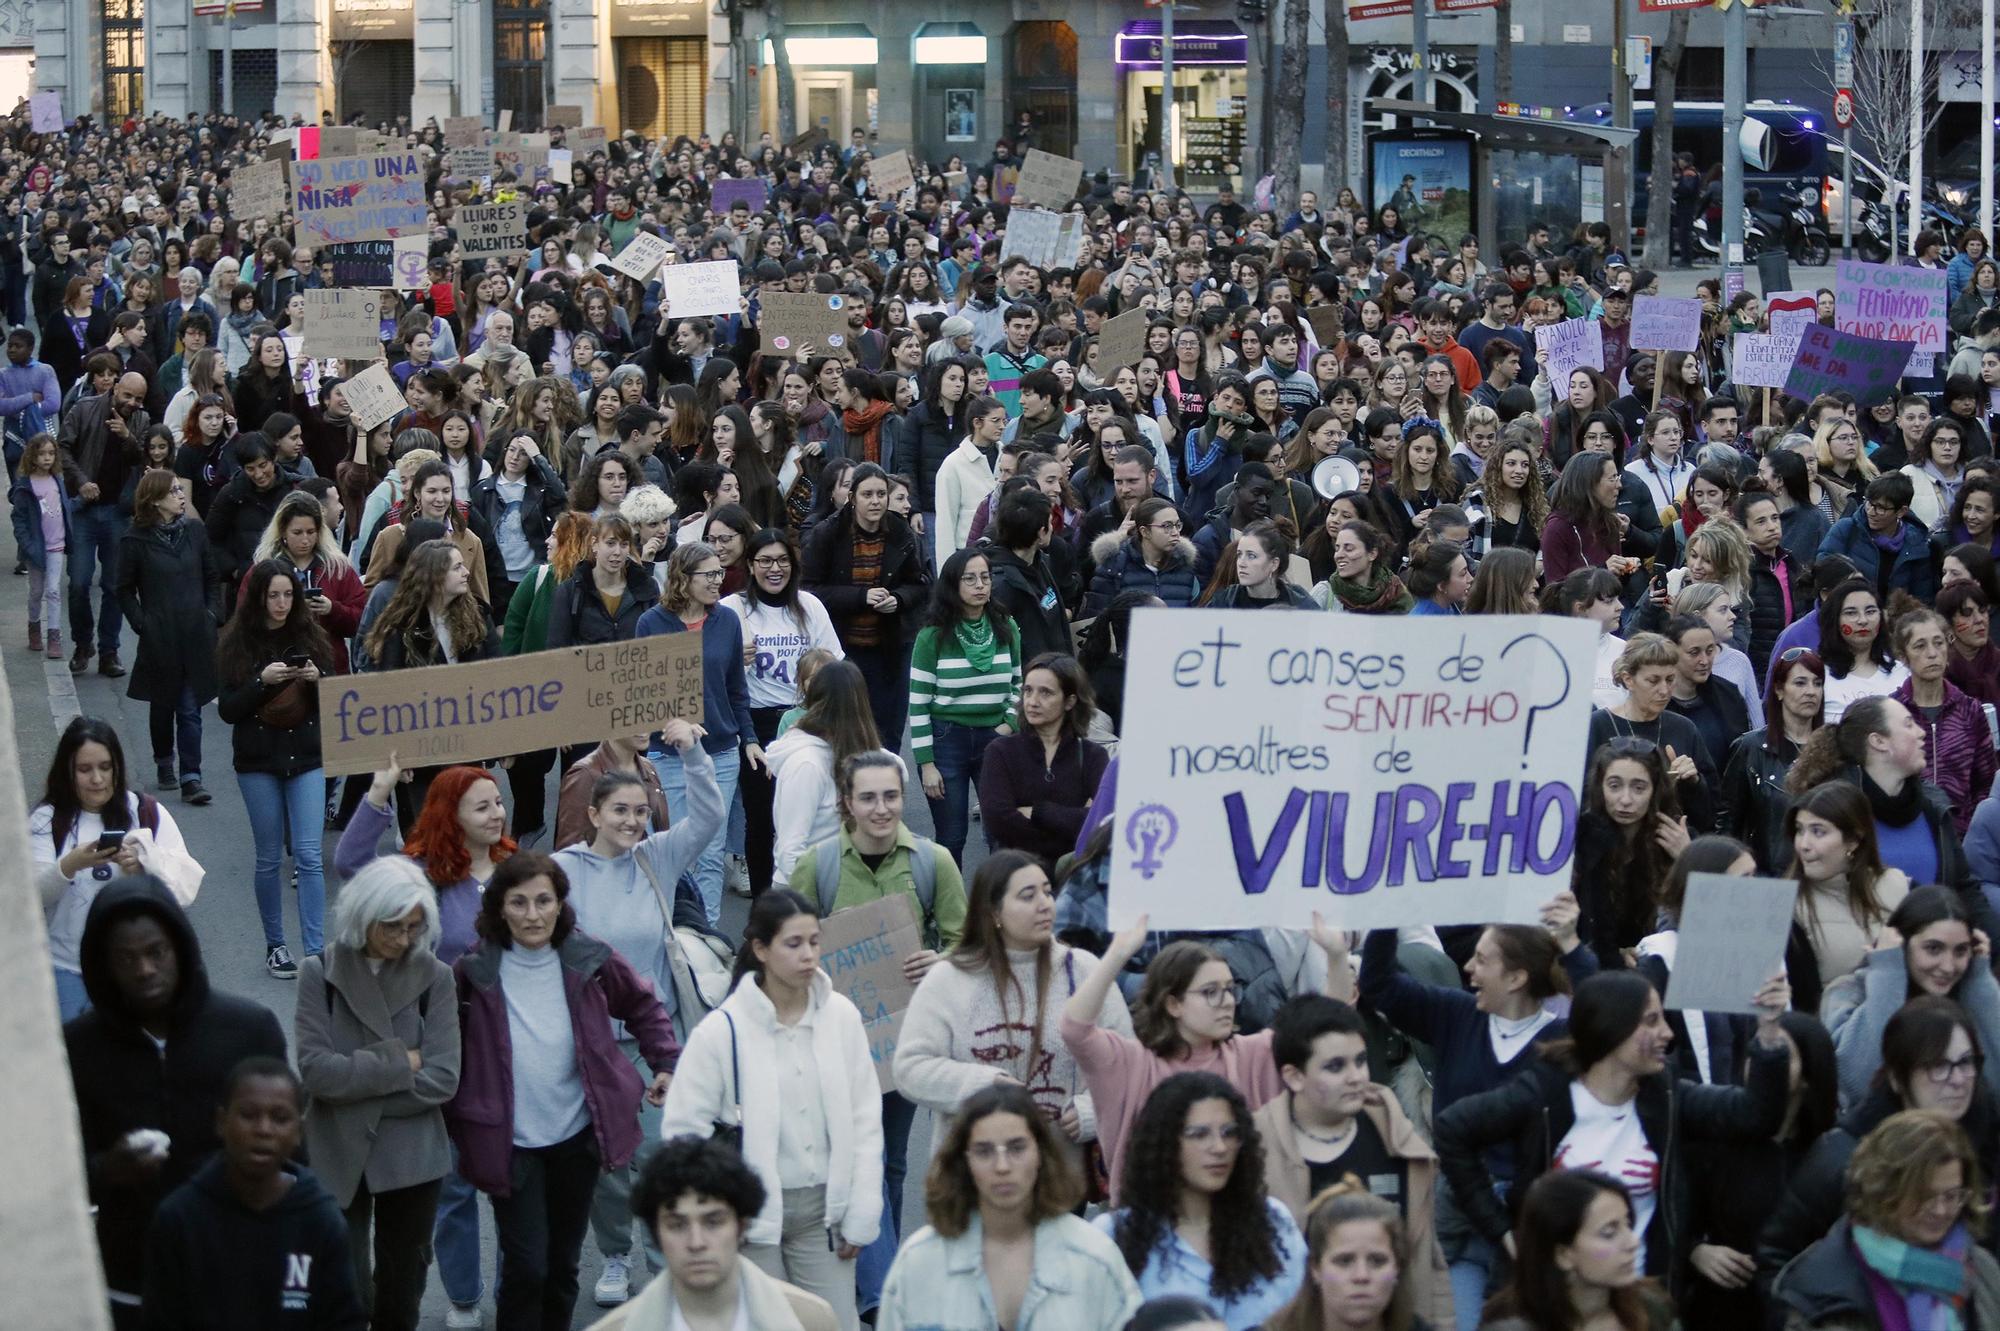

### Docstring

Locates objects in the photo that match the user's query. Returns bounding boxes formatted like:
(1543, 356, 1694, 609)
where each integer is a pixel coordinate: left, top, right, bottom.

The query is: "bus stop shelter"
(1367, 100, 1642, 254)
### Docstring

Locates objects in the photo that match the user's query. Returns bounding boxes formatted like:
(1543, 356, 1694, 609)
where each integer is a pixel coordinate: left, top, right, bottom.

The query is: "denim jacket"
(876, 1213, 1142, 1331)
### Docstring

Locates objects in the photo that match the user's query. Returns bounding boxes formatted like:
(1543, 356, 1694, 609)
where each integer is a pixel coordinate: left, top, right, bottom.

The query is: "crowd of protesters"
(28, 95, 2000, 1331)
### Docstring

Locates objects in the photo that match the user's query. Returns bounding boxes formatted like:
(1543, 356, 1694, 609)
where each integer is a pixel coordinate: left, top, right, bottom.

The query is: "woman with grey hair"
(296, 855, 462, 1331)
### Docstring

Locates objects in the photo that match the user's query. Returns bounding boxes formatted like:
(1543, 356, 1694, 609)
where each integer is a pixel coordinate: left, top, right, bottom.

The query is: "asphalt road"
(13, 576, 967, 1327)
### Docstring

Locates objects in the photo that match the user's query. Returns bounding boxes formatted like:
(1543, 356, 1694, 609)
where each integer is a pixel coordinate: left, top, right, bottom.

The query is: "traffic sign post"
(1833, 89, 1854, 128)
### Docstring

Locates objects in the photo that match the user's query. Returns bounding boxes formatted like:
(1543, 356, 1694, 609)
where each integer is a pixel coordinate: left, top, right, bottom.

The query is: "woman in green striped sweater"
(912, 545, 1024, 865)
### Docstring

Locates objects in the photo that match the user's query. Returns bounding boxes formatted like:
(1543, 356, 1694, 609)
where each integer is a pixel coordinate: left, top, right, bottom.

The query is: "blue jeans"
(54, 965, 90, 1022)
(1448, 1234, 1501, 1331)
(651, 745, 740, 926)
(236, 768, 326, 954)
(149, 684, 203, 779)
(435, 1158, 485, 1308)
(68, 504, 128, 655)
(924, 719, 998, 865)
(855, 1090, 917, 1314)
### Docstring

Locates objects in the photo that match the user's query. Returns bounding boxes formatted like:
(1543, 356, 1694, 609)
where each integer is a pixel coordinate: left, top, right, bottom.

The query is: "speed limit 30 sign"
(1833, 89, 1854, 129)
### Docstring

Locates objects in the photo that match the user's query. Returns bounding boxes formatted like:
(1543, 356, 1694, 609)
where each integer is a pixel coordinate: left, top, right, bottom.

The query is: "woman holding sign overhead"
(658, 889, 884, 1329)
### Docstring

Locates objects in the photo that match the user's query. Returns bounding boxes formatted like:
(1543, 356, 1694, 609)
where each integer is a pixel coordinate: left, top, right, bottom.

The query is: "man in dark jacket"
(984, 487, 1072, 662)
(142, 1057, 365, 1330)
(1737, 490, 1813, 681)
(203, 433, 294, 591)
(65, 875, 289, 1328)
(1073, 445, 1177, 587)
(1192, 463, 1275, 586)
(58, 368, 149, 675)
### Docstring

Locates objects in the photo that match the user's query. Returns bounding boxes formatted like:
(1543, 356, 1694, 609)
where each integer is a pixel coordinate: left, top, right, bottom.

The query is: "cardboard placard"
(709, 178, 768, 214)
(1110, 610, 1598, 930)
(324, 241, 396, 288)
(817, 894, 923, 1091)
(319, 636, 706, 777)
(293, 152, 428, 247)
(1630, 296, 1703, 353)
(232, 158, 290, 223)
(1730, 332, 1796, 390)
(1306, 305, 1347, 349)
(442, 116, 484, 148)
(547, 104, 584, 129)
(454, 201, 528, 258)
(393, 234, 430, 291)
(497, 109, 513, 132)
(445, 146, 497, 179)
(1096, 308, 1151, 373)
(872, 148, 915, 197)
(571, 126, 609, 156)
(1000, 206, 1065, 266)
(1535, 317, 1605, 386)
(342, 362, 405, 431)
(758, 291, 858, 356)
(1661, 874, 1796, 1015)
(300, 289, 386, 359)
(29, 92, 62, 134)
(656, 259, 742, 318)
(1783, 323, 1916, 404)
(611, 231, 675, 282)
(1012, 148, 1083, 209)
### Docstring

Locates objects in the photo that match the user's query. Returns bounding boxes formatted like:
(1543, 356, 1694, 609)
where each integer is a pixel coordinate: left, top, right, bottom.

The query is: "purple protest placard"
(709, 179, 769, 214)
(1835, 259, 1947, 353)
(1782, 323, 1915, 405)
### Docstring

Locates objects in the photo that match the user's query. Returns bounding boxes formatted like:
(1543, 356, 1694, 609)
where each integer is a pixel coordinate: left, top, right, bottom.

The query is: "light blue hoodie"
(553, 742, 723, 1037)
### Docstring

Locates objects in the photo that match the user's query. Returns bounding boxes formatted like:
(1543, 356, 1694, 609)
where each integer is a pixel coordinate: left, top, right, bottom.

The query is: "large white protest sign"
(1630, 297, 1703, 352)
(656, 260, 741, 318)
(1110, 612, 1597, 931)
(299, 290, 384, 359)
(231, 159, 290, 223)
(1662, 874, 1795, 1015)
(611, 231, 674, 281)
(1000, 207, 1065, 267)
(1535, 318, 1604, 387)
(1730, 333, 1796, 389)
(454, 201, 527, 258)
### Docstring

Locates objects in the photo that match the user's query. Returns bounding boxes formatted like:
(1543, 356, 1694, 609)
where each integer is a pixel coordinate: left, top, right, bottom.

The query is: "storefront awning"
(1114, 20, 1247, 68)
(761, 24, 877, 66)
(913, 22, 986, 66)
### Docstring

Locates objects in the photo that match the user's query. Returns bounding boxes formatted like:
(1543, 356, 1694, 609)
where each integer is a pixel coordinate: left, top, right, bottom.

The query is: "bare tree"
(329, 38, 364, 123)
(766, 0, 796, 143)
(1270, 0, 1310, 214)
(1808, 0, 1975, 253)
(1641, 9, 1690, 266)
(1323, 0, 1350, 198)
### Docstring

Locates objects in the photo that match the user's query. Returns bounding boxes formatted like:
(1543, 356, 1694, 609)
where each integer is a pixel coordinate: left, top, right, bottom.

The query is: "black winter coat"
(1434, 1038, 1790, 1299)
(231, 365, 301, 437)
(116, 518, 222, 705)
(1745, 544, 1812, 680)
(64, 878, 288, 1300)
(1082, 531, 1203, 616)
(983, 541, 1073, 662)
(545, 559, 658, 648)
(217, 642, 334, 778)
(1718, 729, 1802, 873)
(203, 470, 292, 582)
(468, 455, 568, 565)
(903, 400, 965, 512)
(372, 608, 502, 671)
(798, 508, 929, 649)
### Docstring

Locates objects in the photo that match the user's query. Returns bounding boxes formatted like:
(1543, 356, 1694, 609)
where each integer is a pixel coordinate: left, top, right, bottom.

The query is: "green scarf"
(1327, 564, 1414, 614)
(956, 613, 999, 674)
(1852, 1221, 1970, 1331)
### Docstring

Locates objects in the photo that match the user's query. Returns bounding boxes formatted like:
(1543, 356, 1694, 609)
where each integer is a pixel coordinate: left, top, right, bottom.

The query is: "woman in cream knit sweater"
(893, 849, 1133, 1160)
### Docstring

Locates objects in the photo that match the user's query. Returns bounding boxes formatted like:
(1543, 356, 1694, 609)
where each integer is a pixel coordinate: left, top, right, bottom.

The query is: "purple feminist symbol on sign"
(1127, 804, 1178, 879)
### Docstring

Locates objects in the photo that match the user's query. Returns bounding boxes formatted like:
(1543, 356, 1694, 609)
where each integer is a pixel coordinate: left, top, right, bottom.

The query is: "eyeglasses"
(372, 918, 428, 940)
(1778, 647, 1822, 666)
(1189, 981, 1242, 1007)
(1921, 1185, 1976, 1213)
(693, 569, 727, 581)
(750, 556, 792, 571)
(959, 572, 993, 586)
(1927, 1054, 1984, 1083)
(1150, 521, 1184, 535)
(1865, 499, 1903, 514)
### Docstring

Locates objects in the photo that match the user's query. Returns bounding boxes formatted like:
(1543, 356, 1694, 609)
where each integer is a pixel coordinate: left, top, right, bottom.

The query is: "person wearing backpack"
(787, 747, 968, 1311)
(550, 719, 725, 1309)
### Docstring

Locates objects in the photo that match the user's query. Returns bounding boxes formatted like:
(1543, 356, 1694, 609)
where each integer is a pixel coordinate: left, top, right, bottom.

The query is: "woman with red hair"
(332, 751, 518, 1322)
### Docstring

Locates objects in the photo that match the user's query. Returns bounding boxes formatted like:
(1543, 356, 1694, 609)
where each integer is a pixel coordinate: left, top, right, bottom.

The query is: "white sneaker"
(443, 1304, 483, 1329)
(724, 853, 751, 896)
(594, 1255, 632, 1306)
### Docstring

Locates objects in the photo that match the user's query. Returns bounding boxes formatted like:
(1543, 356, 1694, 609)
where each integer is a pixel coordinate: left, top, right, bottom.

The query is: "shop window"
(1010, 21, 1076, 158)
(103, 0, 144, 120)
(619, 37, 705, 142)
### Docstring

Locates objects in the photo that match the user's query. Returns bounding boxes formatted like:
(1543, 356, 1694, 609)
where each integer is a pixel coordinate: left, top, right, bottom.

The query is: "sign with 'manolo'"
(1110, 611, 1597, 931)
(318, 637, 704, 776)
